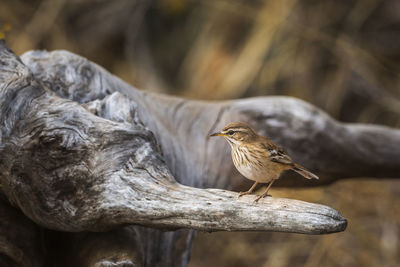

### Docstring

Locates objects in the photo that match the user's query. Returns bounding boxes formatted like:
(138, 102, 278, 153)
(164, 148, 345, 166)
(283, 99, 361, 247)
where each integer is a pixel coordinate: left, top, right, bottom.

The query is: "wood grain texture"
(0, 42, 348, 266)
(2, 46, 342, 235)
(0, 45, 346, 231)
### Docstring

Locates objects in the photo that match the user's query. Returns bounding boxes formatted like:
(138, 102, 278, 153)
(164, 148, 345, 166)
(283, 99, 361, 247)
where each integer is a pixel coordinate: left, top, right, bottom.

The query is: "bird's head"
(210, 122, 258, 146)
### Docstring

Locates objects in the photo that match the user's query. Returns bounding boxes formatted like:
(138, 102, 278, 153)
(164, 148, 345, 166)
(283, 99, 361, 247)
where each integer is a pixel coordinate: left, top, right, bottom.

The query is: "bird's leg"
(254, 180, 275, 202)
(238, 181, 258, 198)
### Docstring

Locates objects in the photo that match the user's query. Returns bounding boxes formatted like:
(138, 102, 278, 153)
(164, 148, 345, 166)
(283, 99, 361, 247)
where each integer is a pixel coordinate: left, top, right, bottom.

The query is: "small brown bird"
(210, 122, 318, 202)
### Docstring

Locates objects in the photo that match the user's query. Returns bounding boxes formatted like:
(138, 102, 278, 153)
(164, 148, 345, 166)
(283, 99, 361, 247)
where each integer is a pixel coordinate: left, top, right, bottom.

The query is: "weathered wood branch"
(0, 42, 345, 236)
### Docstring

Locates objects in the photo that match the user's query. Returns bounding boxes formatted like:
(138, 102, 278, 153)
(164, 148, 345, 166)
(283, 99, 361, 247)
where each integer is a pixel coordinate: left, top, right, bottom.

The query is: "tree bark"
(0, 43, 346, 232)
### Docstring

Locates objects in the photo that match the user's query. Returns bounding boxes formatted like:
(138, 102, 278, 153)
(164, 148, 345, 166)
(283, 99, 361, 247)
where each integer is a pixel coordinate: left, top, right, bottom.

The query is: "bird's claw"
(253, 194, 272, 203)
(238, 191, 251, 198)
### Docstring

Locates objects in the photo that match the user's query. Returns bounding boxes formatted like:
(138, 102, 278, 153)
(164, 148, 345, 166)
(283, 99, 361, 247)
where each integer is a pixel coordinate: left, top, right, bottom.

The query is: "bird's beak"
(210, 132, 224, 137)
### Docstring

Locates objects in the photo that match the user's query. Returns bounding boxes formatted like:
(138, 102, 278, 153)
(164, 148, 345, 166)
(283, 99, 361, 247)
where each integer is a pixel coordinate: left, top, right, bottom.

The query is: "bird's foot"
(254, 194, 272, 203)
(238, 191, 252, 198)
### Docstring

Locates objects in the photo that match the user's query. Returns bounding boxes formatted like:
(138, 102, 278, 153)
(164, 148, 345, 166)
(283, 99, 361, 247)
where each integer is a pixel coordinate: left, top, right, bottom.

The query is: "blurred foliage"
(1, 0, 399, 266)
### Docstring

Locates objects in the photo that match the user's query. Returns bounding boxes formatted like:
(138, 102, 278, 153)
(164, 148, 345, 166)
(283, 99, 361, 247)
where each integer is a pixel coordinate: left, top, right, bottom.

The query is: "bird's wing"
(260, 142, 294, 165)
(269, 148, 293, 165)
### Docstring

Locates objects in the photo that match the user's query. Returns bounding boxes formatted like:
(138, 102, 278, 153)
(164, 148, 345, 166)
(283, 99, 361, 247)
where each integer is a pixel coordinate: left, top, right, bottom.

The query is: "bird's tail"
(292, 164, 319, 179)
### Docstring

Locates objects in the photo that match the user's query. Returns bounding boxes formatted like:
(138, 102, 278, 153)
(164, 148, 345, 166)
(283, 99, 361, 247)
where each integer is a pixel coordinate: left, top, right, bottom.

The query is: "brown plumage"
(210, 122, 318, 202)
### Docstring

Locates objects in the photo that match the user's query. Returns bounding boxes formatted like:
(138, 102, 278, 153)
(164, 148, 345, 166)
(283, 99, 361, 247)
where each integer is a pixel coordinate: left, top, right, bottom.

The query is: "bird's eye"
(228, 130, 234, 135)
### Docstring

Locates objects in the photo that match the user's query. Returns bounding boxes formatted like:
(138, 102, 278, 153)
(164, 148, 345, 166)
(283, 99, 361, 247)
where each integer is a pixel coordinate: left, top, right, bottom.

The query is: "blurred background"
(1, 0, 399, 266)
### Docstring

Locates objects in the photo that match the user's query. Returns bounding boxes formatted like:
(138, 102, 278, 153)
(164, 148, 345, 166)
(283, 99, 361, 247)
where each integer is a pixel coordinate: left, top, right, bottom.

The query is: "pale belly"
(234, 160, 287, 183)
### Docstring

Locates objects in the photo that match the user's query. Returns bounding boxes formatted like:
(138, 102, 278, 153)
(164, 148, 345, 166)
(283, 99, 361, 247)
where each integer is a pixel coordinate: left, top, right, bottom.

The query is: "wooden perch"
(3, 41, 400, 266)
(0, 41, 345, 235)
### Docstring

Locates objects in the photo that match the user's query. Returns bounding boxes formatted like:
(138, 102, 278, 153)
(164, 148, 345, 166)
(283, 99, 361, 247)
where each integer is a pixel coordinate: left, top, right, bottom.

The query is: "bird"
(210, 122, 318, 202)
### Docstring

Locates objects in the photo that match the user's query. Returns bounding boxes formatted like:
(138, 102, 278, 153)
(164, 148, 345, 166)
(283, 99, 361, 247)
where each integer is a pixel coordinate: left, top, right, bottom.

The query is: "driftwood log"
(0, 40, 399, 266)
